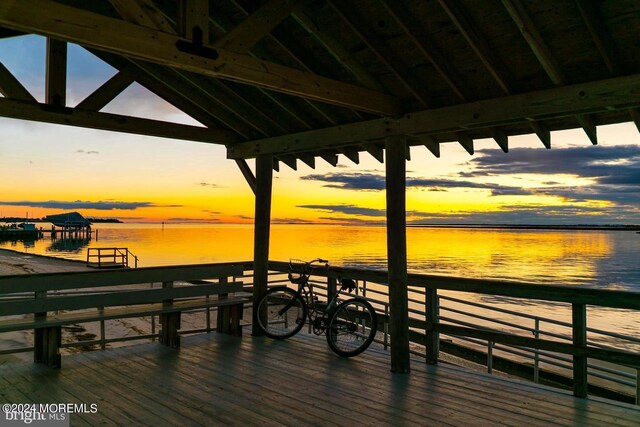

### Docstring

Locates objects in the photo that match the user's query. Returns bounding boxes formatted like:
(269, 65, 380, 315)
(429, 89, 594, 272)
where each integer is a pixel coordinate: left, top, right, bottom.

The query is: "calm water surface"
(3, 223, 637, 288)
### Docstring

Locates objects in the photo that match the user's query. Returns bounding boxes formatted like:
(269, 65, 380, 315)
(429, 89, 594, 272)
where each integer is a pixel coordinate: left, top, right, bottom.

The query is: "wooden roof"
(1, 0, 640, 170)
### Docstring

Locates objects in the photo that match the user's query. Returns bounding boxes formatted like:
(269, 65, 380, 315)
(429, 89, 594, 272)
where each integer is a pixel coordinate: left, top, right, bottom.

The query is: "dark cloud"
(0, 200, 181, 210)
(297, 204, 386, 217)
(198, 182, 219, 188)
(272, 218, 315, 224)
(166, 217, 222, 222)
(76, 149, 99, 155)
(301, 172, 527, 195)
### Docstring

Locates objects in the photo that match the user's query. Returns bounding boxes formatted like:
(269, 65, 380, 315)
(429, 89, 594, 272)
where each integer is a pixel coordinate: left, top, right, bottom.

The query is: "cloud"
(297, 204, 386, 217)
(198, 182, 219, 188)
(76, 149, 99, 155)
(301, 172, 528, 195)
(0, 200, 181, 210)
(166, 217, 222, 222)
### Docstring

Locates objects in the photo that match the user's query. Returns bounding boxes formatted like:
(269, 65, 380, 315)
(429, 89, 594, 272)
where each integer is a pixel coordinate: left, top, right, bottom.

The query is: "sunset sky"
(1, 35, 639, 225)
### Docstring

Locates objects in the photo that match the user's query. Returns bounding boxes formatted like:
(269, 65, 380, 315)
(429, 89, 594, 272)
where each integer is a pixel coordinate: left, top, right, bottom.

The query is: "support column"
(572, 303, 588, 397)
(252, 154, 273, 335)
(385, 135, 410, 373)
(45, 38, 67, 107)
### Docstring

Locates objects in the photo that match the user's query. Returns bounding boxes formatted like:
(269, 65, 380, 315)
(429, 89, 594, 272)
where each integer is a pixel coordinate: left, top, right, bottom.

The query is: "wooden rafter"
(227, 73, 640, 158)
(327, 0, 430, 106)
(75, 67, 135, 110)
(234, 159, 256, 195)
(575, 0, 620, 76)
(109, 0, 175, 33)
(179, 0, 209, 39)
(0, 97, 236, 144)
(0, 0, 400, 116)
(363, 143, 384, 163)
(0, 62, 36, 101)
(380, 0, 467, 101)
(502, 0, 598, 145)
(438, 0, 514, 95)
(216, 0, 300, 53)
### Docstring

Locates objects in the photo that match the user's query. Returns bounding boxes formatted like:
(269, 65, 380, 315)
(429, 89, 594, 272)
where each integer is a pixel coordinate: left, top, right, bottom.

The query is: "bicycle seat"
(339, 278, 357, 292)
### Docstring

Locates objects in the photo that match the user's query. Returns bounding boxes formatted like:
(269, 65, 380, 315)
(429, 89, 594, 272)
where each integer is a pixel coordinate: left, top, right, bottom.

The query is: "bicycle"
(254, 258, 378, 357)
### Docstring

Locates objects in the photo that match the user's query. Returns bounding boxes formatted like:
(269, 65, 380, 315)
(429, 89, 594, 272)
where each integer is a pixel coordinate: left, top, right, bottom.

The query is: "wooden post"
(572, 303, 588, 397)
(327, 276, 337, 301)
(159, 281, 180, 348)
(385, 135, 410, 373)
(252, 154, 273, 335)
(46, 38, 66, 107)
(425, 287, 439, 365)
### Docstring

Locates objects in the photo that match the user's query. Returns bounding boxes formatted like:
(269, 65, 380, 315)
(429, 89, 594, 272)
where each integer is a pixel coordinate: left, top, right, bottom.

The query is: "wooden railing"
(264, 260, 640, 402)
(86, 247, 138, 268)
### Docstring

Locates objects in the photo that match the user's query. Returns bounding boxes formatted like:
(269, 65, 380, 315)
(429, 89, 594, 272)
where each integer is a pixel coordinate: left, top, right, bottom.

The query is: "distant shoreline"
(408, 224, 640, 231)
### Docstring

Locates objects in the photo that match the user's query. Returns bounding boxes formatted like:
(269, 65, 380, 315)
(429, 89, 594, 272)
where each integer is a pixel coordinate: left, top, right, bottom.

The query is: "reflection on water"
(2, 223, 638, 289)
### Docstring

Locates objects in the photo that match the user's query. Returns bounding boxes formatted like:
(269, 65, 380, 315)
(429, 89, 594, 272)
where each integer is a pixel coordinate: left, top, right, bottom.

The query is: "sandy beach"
(0, 248, 92, 276)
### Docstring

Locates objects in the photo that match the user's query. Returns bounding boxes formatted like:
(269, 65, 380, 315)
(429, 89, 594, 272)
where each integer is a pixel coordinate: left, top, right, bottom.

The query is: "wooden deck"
(1, 332, 639, 426)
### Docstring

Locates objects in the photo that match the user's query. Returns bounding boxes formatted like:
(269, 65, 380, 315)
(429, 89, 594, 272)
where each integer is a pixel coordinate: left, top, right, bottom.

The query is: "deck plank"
(0, 331, 638, 426)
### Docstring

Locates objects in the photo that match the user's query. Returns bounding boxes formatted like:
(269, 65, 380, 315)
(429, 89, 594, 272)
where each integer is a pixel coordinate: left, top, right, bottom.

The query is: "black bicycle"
(254, 258, 378, 357)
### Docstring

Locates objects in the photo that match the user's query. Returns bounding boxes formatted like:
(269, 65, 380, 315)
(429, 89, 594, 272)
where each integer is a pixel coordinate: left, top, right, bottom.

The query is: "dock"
(1, 332, 638, 426)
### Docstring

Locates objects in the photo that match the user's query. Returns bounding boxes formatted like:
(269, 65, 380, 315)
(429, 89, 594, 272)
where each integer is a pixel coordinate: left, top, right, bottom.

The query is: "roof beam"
(216, 0, 300, 53)
(341, 148, 360, 165)
(109, 0, 175, 33)
(456, 133, 474, 155)
(327, 0, 430, 106)
(491, 128, 509, 153)
(235, 159, 256, 195)
(0, 0, 399, 116)
(0, 97, 237, 144)
(179, 0, 209, 40)
(575, 0, 620, 76)
(320, 153, 338, 167)
(298, 154, 315, 169)
(227, 73, 640, 158)
(45, 37, 66, 107)
(421, 136, 441, 158)
(363, 143, 384, 163)
(381, 0, 468, 101)
(0, 62, 36, 101)
(75, 67, 135, 110)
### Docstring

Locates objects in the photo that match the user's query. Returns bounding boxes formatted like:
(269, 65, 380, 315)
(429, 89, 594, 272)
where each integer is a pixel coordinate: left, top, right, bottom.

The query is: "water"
(3, 223, 638, 289)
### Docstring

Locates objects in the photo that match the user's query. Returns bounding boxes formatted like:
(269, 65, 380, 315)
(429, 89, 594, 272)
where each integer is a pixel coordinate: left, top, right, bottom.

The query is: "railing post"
(572, 303, 588, 398)
(159, 281, 180, 348)
(534, 317, 540, 383)
(99, 306, 106, 350)
(487, 341, 494, 373)
(327, 277, 337, 301)
(425, 287, 439, 365)
(636, 368, 640, 406)
(383, 304, 389, 350)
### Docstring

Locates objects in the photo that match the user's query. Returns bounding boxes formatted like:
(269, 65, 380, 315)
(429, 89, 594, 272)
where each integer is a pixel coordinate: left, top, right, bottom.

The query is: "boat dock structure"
(1, 0, 640, 424)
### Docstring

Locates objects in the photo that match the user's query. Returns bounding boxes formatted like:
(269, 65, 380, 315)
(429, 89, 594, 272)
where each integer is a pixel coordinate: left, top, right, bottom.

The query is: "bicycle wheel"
(326, 298, 377, 357)
(255, 286, 307, 339)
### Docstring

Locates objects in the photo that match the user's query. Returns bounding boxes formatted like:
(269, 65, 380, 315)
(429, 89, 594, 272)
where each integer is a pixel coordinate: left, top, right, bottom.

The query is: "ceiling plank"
(0, 97, 237, 144)
(227, 73, 640, 158)
(438, 0, 514, 95)
(575, 0, 620, 76)
(381, 0, 468, 101)
(0, 62, 36, 101)
(216, 0, 300, 53)
(0, 0, 400, 116)
(75, 67, 135, 110)
(327, 0, 430, 106)
(292, 9, 384, 92)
